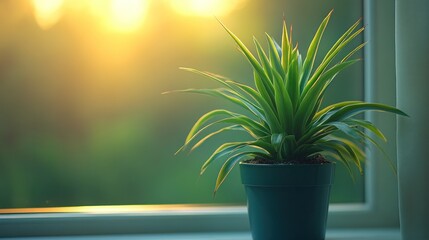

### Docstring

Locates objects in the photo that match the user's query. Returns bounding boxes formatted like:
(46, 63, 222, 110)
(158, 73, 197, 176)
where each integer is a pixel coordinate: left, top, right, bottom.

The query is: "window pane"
(0, 0, 363, 209)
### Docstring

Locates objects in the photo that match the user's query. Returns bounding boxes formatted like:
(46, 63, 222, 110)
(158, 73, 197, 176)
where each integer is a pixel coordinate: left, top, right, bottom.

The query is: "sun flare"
(170, 0, 246, 17)
(32, 0, 64, 30)
(109, 0, 149, 33)
(89, 0, 149, 33)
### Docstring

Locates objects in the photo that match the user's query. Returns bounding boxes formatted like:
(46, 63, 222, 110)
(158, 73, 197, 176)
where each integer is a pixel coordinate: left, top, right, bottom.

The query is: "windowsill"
(0, 205, 400, 238)
(0, 229, 401, 240)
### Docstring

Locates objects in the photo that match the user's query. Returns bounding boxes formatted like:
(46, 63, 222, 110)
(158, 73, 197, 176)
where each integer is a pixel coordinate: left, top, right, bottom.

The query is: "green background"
(0, 0, 364, 208)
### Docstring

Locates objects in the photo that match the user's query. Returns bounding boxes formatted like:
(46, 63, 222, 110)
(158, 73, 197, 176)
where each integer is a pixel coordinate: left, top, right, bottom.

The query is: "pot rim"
(240, 161, 336, 186)
(239, 161, 335, 167)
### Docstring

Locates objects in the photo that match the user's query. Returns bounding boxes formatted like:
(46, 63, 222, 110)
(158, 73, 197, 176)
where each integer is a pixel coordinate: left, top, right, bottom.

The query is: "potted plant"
(167, 11, 407, 240)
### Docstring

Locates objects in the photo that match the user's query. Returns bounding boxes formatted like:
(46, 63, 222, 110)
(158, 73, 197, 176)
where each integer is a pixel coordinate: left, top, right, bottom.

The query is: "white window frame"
(0, 0, 399, 237)
(326, 0, 399, 228)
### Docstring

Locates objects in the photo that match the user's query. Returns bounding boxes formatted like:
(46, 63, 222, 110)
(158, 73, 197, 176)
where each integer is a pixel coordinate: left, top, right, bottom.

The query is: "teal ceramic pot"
(240, 162, 335, 240)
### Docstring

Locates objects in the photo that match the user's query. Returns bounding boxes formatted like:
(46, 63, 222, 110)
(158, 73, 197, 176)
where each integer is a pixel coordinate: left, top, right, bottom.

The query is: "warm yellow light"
(90, 0, 149, 33)
(32, 0, 64, 30)
(170, 0, 246, 17)
(110, 0, 148, 32)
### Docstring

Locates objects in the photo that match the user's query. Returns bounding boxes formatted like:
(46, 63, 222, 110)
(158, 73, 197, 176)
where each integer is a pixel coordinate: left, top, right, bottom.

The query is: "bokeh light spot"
(109, 0, 149, 33)
(87, 0, 149, 33)
(170, 0, 246, 17)
(32, 0, 64, 30)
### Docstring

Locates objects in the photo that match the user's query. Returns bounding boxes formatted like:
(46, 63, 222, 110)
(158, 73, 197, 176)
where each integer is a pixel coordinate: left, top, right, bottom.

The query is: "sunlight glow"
(170, 0, 246, 17)
(90, 0, 149, 33)
(0, 204, 243, 214)
(110, 0, 148, 32)
(32, 0, 64, 30)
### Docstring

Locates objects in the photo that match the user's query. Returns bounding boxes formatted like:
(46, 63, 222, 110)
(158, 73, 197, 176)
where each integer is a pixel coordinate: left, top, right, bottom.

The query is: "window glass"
(0, 0, 363, 208)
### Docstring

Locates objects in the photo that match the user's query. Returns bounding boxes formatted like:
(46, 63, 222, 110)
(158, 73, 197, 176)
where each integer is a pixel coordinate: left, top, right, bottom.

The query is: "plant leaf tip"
(174, 148, 183, 156)
(216, 17, 227, 30)
(179, 67, 194, 72)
